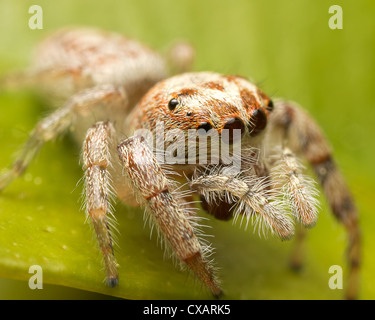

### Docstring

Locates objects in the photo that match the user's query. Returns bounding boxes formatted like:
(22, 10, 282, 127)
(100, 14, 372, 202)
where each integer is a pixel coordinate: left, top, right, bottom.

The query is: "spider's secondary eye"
(267, 99, 274, 112)
(249, 108, 267, 137)
(168, 99, 179, 111)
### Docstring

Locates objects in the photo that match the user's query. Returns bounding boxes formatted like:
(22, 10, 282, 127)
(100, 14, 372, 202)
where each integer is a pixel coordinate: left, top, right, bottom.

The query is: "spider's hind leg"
(0, 84, 126, 191)
(269, 99, 361, 299)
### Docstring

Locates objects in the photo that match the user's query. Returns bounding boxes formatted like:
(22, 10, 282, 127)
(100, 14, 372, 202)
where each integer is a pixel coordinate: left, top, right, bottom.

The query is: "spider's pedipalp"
(271, 148, 320, 227)
(190, 172, 294, 240)
(117, 135, 222, 297)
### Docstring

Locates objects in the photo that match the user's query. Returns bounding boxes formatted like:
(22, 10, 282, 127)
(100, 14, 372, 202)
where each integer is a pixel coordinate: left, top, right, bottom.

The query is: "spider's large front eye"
(168, 99, 179, 111)
(248, 108, 267, 137)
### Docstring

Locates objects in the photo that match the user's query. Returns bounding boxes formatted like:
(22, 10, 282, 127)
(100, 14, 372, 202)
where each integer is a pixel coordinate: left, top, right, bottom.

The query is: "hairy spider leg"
(117, 135, 222, 298)
(269, 99, 361, 300)
(83, 121, 119, 286)
(0, 84, 127, 191)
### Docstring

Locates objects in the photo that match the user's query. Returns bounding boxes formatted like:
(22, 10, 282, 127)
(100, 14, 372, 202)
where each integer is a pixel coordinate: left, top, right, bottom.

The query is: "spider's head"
(134, 72, 273, 146)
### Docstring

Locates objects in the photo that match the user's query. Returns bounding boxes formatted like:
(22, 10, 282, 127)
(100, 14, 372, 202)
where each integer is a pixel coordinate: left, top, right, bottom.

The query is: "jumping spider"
(0, 27, 360, 299)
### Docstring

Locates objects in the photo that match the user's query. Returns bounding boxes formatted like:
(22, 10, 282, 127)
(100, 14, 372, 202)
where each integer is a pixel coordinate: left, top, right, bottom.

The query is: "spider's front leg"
(117, 135, 222, 298)
(83, 121, 119, 286)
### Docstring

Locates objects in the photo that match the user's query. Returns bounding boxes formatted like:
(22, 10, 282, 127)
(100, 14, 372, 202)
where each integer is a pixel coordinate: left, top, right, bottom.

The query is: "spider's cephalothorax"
(0, 28, 360, 299)
(128, 72, 279, 223)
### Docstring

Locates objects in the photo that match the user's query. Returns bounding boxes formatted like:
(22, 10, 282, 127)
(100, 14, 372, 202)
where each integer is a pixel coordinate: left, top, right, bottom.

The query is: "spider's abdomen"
(32, 27, 167, 103)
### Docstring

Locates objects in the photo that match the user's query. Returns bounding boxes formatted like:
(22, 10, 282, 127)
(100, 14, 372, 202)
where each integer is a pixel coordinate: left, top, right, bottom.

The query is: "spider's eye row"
(168, 99, 179, 111)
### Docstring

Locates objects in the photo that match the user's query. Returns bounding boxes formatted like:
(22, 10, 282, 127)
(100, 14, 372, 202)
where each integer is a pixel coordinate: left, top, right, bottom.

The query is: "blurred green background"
(0, 0, 374, 299)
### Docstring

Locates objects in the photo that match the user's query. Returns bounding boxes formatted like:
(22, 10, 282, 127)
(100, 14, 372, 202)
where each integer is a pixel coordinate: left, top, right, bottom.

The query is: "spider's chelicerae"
(0, 27, 360, 299)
